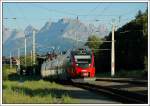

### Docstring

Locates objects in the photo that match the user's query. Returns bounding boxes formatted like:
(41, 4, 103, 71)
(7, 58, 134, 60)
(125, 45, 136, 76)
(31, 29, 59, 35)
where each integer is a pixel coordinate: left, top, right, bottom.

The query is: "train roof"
(71, 47, 92, 55)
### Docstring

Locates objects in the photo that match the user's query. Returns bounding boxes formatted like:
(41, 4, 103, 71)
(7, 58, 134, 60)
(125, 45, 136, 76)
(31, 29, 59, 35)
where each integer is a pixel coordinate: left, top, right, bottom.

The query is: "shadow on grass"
(8, 73, 41, 81)
(11, 86, 107, 101)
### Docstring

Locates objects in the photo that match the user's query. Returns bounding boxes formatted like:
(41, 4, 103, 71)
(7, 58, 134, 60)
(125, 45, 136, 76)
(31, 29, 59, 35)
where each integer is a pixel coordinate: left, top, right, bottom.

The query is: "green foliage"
(2, 65, 16, 81)
(135, 10, 143, 18)
(85, 35, 102, 55)
(144, 56, 148, 72)
(2, 66, 9, 81)
(2, 66, 78, 104)
(20, 55, 38, 67)
(3, 80, 78, 103)
(85, 35, 101, 48)
(85, 35, 106, 73)
(96, 9, 148, 75)
(61, 94, 77, 103)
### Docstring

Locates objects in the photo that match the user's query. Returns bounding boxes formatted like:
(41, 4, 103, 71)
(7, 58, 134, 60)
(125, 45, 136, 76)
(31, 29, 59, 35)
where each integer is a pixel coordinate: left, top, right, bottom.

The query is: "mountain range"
(3, 18, 109, 56)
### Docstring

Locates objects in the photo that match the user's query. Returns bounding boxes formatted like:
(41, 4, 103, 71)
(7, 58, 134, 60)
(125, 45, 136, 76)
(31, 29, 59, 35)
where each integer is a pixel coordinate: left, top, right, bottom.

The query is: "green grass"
(3, 80, 77, 104)
(61, 94, 77, 104)
(3, 89, 54, 104)
(2, 65, 78, 104)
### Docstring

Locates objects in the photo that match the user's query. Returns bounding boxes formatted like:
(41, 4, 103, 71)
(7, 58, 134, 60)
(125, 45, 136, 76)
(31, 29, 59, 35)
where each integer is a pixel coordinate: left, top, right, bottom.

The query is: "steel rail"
(71, 82, 148, 104)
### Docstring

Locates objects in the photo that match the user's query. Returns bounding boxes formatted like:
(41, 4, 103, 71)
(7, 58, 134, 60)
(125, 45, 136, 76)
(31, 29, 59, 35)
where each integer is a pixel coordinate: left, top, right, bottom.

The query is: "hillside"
(3, 18, 108, 56)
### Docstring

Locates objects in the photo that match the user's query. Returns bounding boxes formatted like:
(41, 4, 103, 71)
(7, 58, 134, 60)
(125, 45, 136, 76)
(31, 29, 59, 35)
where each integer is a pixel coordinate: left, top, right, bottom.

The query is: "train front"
(67, 48, 95, 80)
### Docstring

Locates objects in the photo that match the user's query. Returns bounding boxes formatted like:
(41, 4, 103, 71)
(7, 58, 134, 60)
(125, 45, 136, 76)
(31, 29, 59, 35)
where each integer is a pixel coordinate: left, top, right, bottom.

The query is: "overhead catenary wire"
(3, 3, 138, 34)
(4, 3, 142, 27)
(79, 3, 102, 21)
(3, 3, 143, 56)
(32, 5, 78, 16)
(76, 40, 113, 43)
(91, 48, 111, 51)
(92, 3, 112, 21)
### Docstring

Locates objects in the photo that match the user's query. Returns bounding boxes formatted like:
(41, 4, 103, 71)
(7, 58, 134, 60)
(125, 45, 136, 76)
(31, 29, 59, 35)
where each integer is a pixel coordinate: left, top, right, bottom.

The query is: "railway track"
(70, 80, 148, 104)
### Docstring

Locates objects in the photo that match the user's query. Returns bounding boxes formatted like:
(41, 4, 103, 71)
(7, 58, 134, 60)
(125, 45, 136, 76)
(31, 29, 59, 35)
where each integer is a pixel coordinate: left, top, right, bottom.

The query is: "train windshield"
(74, 55, 92, 68)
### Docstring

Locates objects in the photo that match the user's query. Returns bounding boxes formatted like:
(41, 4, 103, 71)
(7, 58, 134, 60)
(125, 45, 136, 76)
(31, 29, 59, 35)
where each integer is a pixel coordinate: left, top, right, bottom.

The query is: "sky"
(3, 2, 147, 31)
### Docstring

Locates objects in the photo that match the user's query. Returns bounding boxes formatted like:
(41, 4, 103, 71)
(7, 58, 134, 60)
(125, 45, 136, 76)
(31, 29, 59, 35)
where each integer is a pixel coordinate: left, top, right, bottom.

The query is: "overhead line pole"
(111, 22, 115, 77)
(75, 32, 78, 48)
(18, 48, 20, 70)
(76, 16, 79, 48)
(33, 30, 36, 75)
(31, 50, 32, 66)
(25, 37, 27, 68)
(33, 30, 36, 65)
(10, 52, 12, 69)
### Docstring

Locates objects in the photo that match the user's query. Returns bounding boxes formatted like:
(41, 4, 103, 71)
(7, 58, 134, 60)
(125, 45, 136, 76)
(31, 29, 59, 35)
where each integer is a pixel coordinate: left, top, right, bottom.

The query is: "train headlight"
(76, 64, 78, 66)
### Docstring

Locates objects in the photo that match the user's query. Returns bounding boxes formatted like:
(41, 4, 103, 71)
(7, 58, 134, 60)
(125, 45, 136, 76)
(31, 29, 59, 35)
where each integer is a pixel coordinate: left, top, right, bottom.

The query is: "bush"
(3, 70, 8, 81)
(2, 65, 10, 81)
(144, 56, 148, 71)
(2, 65, 16, 81)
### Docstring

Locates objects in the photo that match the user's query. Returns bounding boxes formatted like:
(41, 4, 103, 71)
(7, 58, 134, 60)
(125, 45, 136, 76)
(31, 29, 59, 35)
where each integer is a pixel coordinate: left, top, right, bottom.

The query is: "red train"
(40, 47, 95, 80)
(66, 47, 95, 79)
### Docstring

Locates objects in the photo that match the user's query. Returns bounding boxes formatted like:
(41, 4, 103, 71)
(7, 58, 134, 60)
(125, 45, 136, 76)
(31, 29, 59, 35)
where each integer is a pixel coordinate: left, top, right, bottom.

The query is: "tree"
(97, 9, 148, 72)
(85, 35, 101, 54)
(85, 35, 103, 72)
(135, 10, 143, 18)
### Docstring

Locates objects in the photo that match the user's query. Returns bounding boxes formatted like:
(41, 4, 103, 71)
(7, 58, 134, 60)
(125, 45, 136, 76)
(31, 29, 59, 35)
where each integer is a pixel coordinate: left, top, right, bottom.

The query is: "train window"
(74, 55, 91, 59)
(76, 59, 91, 64)
(74, 55, 92, 68)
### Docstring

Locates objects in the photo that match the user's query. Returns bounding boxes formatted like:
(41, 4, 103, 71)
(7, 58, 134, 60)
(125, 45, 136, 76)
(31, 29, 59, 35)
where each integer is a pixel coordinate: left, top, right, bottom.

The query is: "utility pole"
(75, 32, 78, 48)
(10, 52, 12, 69)
(18, 48, 20, 69)
(17, 48, 20, 75)
(111, 22, 115, 77)
(31, 50, 32, 66)
(76, 16, 78, 48)
(25, 37, 27, 68)
(33, 30, 36, 75)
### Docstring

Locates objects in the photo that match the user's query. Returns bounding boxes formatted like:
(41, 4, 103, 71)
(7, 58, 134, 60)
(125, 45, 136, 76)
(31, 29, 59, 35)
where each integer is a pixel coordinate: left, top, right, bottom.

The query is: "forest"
(86, 9, 148, 76)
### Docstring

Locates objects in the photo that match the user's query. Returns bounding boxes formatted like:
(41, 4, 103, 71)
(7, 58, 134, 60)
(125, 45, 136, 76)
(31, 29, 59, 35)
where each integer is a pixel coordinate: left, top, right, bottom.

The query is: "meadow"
(2, 65, 78, 104)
